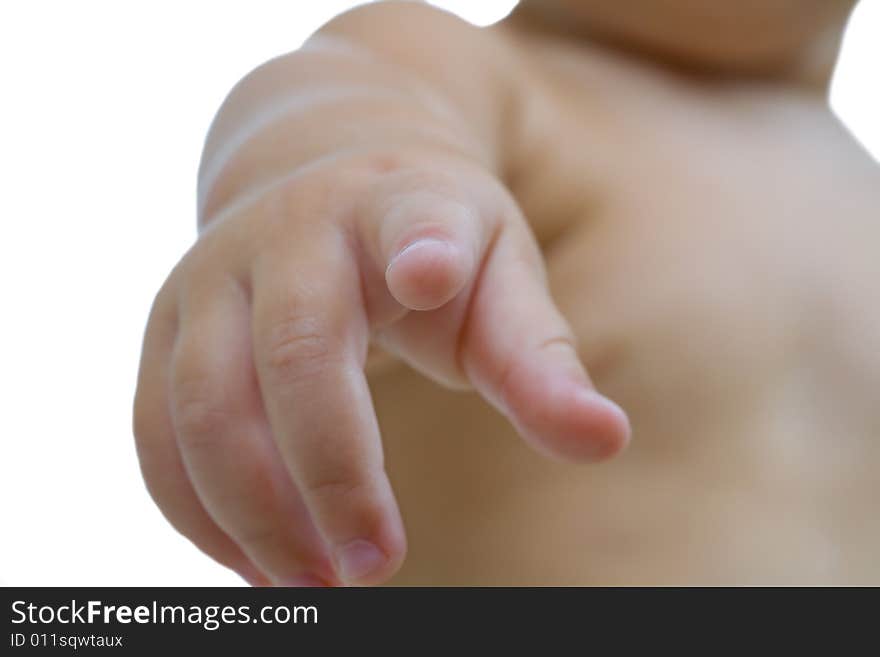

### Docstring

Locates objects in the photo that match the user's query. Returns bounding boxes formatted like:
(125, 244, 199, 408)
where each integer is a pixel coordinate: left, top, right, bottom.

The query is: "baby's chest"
(533, 103, 880, 425)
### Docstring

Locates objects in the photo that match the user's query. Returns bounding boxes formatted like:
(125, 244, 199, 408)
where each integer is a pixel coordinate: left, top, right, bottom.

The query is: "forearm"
(197, 2, 519, 226)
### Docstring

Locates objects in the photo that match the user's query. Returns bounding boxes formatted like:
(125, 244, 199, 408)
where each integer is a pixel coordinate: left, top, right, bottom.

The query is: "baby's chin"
(517, 0, 855, 75)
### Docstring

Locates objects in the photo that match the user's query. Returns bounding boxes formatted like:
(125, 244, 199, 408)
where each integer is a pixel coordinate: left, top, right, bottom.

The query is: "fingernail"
(388, 237, 453, 269)
(278, 574, 327, 588)
(579, 388, 623, 413)
(335, 539, 386, 583)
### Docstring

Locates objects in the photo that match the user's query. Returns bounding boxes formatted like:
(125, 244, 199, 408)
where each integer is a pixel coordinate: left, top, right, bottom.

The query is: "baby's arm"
(199, 3, 511, 221)
(134, 2, 629, 587)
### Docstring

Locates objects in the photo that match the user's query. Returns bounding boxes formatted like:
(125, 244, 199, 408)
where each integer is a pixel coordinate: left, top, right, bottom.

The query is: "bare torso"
(370, 28, 880, 585)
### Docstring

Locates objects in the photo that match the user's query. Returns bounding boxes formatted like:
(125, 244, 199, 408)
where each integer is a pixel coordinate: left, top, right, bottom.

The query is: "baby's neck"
(503, 1, 847, 94)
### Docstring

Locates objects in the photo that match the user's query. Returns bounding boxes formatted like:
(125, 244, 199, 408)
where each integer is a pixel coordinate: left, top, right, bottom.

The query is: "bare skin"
(133, 1, 880, 585)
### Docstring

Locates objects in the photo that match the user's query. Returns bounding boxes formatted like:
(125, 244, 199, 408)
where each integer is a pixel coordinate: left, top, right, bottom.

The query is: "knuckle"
(305, 472, 365, 502)
(303, 471, 387, 529)
(264, 313, 337, 384)
(235, 521, 279, 551)
(496, 334, 577, 414)
(171, 378, 235, 446)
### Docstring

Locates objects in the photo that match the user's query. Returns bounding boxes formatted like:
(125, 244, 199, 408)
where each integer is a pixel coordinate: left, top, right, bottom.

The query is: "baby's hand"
(134, 149, 629, 586)
(133, 3, 630, 587)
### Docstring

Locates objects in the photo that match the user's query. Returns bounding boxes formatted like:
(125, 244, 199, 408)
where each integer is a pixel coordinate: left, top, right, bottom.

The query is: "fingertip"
(488, 338, 630, 462)
(508, 375, 632, 464)
(330, 510, 407, 586)
(332, 535, 406, 587)
(385, 237, 471, 311)
(566, 388, 632, 461)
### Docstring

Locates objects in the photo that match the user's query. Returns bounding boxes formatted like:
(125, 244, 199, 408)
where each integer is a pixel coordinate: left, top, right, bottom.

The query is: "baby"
(134, 0, 880, 585)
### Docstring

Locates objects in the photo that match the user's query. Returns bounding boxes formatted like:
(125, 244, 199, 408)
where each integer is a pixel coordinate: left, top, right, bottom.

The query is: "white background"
(0, 1, 877, 586)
